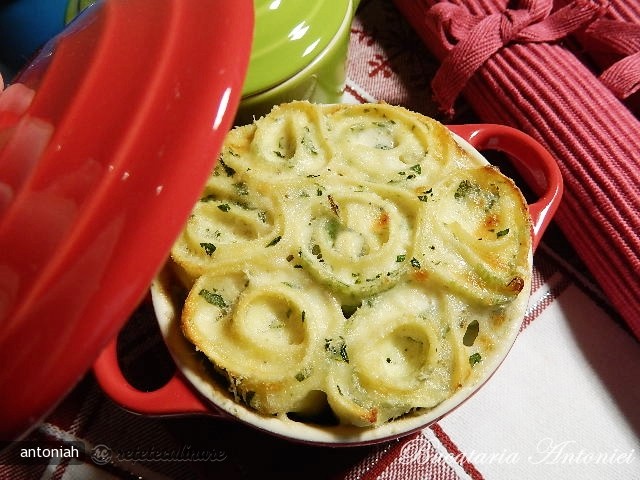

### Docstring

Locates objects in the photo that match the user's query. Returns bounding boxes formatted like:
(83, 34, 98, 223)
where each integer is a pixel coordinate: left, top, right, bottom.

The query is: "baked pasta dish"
(168, 101, 532, 428)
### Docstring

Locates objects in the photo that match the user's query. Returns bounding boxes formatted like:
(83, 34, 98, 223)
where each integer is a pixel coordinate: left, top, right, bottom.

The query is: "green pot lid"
(243, 0, 351, 97)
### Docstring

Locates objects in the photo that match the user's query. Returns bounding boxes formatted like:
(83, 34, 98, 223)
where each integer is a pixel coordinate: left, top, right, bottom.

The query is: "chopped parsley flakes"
(469, 352, 482, 366)
(325, 337, 349, 363)
(266, 236, 282, 247)
(199, 242, 216, 256)
(198, 289, 227, 310)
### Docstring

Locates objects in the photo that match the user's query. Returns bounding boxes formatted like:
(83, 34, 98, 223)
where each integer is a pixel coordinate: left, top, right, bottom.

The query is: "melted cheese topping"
(171, 101, 532, 427)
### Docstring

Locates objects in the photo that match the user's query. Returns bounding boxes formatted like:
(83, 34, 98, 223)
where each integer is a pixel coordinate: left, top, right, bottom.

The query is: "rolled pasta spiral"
(325, 103, 467, 185)
(297, 181, 416, 302)
(182, 261, 343, 415)
(221, 105, 332, 180)
(414, 166, 531, 306)
(172, 101, 533, 428)
(171, 156, 285, 282)
(325, 284, 470, 426)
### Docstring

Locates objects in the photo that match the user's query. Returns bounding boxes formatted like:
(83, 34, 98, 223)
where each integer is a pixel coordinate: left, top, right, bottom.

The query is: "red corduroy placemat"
(561, 0, 640, 111)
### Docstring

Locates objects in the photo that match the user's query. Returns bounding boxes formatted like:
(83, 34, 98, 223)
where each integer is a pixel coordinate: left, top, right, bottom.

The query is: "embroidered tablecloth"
(2, 1, 639, 479)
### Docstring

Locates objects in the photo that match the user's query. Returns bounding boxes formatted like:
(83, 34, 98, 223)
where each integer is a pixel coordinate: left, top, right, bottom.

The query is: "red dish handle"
(94, 123, 563, 418)
(93, 335, 223, 418)
(448, 124, 563, 252)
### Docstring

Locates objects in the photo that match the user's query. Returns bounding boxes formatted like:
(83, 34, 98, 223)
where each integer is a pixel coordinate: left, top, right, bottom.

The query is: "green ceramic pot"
(235, 0, 360, 124)
(65, 0, 360, 125)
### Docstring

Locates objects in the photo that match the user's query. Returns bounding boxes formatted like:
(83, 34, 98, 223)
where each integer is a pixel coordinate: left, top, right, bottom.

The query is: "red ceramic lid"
(0, 0, 253, 439)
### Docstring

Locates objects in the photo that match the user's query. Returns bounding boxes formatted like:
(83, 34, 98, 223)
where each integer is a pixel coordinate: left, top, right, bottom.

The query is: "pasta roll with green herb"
(325, 284, 470, 427)
(297, 182, 417, 303)
(170, 161, 284, 283)
(414, 166, 532, 306)
(221, 103, 332, 180)
(182, 263, 343, 416)
(323, 102, 468, 185)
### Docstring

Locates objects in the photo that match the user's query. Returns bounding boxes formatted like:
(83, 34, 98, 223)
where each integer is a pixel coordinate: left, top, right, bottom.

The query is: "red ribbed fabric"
(393, 0, 640, 340)
(427, 0, 606, 113)
(568, 0, 640, 105)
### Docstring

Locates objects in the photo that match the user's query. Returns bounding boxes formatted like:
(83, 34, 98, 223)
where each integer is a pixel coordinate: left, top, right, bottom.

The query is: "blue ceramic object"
(0, 0, 70, 70)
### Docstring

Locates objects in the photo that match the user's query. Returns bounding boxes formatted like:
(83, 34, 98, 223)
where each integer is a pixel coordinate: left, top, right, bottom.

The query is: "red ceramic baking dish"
(92, 121, 563, 446)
